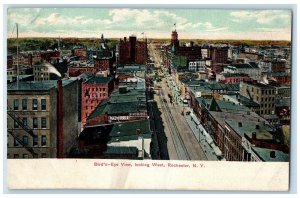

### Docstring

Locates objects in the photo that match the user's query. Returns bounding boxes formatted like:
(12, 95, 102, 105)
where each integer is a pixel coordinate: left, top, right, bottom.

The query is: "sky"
(7, 8, 292, 40)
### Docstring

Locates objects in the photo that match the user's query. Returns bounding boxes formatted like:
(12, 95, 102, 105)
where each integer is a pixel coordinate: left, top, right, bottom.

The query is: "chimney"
(57, 79, 64, 158)
(270, 151, 276, 158)
(124, 37, 127, 42)
(252, 132, 257, 140)
(256, 124, 260, 129)
(238, 122, 242, 127)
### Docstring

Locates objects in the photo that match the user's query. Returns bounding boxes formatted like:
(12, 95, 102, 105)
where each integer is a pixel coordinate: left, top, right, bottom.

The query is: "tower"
(171, 30, 179, 49)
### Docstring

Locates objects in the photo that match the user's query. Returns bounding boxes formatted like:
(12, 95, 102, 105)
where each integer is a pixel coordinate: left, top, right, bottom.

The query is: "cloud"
(6, 8, 291, 40)
(230, 10, 291, 25)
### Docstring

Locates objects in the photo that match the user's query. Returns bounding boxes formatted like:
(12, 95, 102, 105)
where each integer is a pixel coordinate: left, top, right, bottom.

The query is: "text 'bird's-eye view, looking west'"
(6, 8, 291, 162)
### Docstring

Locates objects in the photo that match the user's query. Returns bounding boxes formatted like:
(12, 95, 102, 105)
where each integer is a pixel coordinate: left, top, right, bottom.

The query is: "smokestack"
(57, 79, 64, 158)
(124, 37, 126, 42)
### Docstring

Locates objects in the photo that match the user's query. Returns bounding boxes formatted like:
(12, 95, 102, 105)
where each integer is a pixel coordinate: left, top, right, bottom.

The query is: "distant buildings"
(224, 63, 260, 80)
(33, 64, 50, 81)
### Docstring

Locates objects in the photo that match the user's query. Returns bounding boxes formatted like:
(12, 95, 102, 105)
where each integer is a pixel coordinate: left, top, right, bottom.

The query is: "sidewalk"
(184, 114, 220, 161)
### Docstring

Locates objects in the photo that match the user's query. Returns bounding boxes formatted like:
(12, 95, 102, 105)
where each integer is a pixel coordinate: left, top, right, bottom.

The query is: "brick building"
(210, 46, 229, 64)
(170, 30, 202, 62)
(119, 36, 147, 65)
(86, 88, 148, 127)
(271, 60, 286, 72)
(40, 50, 60, 63)
(93, 57, 114, 74)
(81, 76, 114, 124)
(72, 47, 86, 57)
(216, 73, 250, 84)
(239, 51, 264, 61)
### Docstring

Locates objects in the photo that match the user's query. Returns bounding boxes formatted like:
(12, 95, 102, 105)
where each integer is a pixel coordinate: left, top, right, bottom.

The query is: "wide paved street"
(148, 42, 208, 161)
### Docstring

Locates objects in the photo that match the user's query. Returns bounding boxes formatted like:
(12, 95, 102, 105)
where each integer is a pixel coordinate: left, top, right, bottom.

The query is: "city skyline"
(7, 8, 291, 40)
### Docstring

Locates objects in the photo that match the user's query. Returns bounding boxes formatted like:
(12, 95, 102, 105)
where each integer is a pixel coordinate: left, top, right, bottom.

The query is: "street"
(148, 43, 208, 160)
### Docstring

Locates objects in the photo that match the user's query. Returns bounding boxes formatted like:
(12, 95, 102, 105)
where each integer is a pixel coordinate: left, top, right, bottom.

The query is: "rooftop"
(225, 120, 273, 138)
(223, 73, 249, 78)
(242, 81, 276, 89)
(210, 98, 250, 112)
(209, 110, 265, 128)
(237, 94, 260, 107)
(251, 147, 289, 162)
(88, 89, 147, 119)
(116, 65, 146, 73)
(7, 78, 78, 91)
(229, 63, 254, 69)
(109, 120, 152, 142)
(276, 97, 291, 107)
(85, 76, 113, 85)
(103, 146, 138, 155)
(270, 72, 290, 77)
(182, 79, 206, 86)
(209, 83, 240, 92)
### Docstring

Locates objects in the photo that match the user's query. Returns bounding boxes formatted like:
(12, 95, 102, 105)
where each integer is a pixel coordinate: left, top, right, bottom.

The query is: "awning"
(204, 133, 213, 144)
(212, 144, 222, 156)
(190, 113, 200, 125)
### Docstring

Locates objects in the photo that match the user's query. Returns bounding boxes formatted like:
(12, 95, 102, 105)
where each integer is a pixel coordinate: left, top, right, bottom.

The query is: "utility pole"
(16, 23, 19, 90)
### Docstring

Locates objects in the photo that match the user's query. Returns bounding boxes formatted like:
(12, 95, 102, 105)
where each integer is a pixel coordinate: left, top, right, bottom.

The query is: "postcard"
(6, 7, 292, 191)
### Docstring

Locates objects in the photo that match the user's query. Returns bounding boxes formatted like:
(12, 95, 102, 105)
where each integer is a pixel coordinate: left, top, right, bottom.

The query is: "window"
(41, 135, 46, 146)
(41, 153, 47, 158)
(13, 99, 19, 110)
(14, 137, 19, 146)
(23, 154, 29, 158)
(14, 154, 19, 158)
(33, 153, 38, 158)
(22, 117, 27, 127)
(41, 117, 46, 128)
(22, 99, 27, 110)
(41, 99, 46, 110)
(23, 136, 28, 146)
(33, 117, 38, 129)
(32, 99, 38, 110)
(14, 120, 19, 128)
(33, 135, 38, 146)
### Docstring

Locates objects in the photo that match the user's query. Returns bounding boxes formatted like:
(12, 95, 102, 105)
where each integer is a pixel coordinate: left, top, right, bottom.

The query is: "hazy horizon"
(7, 8, 292, 41)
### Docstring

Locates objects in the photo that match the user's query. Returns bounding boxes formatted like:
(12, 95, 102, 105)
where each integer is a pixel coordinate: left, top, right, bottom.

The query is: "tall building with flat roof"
(119, 35, 147, 65)
(240, 81, 276, 116)
(7, 78, 81, 158)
